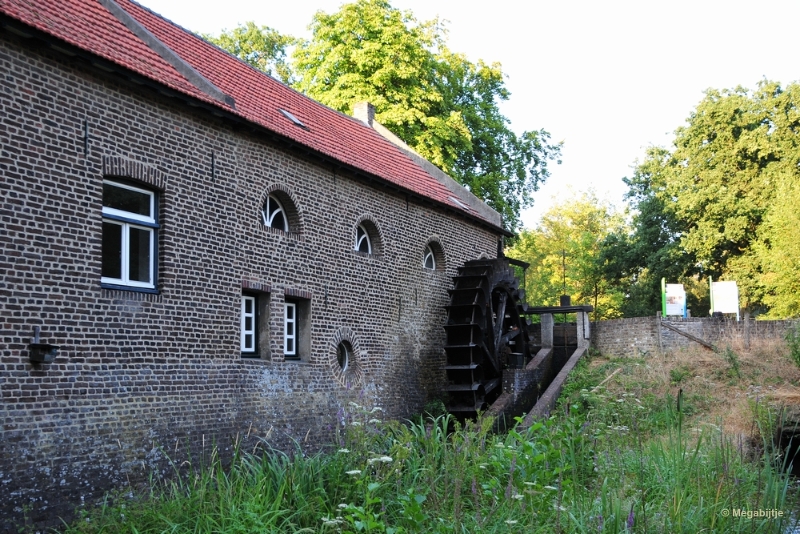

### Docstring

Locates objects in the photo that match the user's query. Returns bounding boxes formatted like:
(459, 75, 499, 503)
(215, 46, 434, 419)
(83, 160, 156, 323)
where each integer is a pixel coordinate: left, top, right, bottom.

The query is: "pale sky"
(138, 0, 800, 228)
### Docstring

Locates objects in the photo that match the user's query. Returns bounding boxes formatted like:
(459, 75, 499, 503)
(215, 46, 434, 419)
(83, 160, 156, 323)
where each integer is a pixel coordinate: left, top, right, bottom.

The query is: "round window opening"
(337, 341, 352, 372)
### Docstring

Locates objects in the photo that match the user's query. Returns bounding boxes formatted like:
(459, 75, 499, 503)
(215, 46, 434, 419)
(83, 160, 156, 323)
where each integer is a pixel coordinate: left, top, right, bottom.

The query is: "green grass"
(62, 375, 798, 534)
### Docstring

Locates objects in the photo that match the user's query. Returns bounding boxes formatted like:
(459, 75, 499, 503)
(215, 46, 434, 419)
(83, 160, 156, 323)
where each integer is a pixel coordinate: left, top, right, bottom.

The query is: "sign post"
(665, 283, 687, 318)
(710, 279, 740, 320)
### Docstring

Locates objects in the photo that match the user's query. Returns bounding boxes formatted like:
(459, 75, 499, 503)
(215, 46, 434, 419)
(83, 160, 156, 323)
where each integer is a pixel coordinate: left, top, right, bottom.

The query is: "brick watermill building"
(0, 0, 513, 527)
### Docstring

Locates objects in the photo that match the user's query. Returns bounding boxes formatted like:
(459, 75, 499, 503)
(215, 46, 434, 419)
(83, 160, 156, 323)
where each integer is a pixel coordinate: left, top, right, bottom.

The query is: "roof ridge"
(116, 0, 360, 125)
(0, 0, 507, 234)
(99, 0, 235, 108)
(122, 0, 289, 84)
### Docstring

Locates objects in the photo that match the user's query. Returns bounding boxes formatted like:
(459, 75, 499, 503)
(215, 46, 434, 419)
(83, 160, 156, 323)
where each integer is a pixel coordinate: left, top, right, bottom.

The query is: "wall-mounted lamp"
(29, 326, 59, 364)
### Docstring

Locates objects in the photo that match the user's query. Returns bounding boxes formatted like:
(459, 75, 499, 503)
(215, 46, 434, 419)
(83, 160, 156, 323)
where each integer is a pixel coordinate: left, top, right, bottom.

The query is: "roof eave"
(0, 13, 512, 237)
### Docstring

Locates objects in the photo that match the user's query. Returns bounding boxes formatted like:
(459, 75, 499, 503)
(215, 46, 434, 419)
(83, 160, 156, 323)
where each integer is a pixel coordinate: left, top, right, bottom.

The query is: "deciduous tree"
(506, 192, 624, 320)
(606, 81, 800, 317)
(202, 22, 294, 84)
(291, 0, 560, 230)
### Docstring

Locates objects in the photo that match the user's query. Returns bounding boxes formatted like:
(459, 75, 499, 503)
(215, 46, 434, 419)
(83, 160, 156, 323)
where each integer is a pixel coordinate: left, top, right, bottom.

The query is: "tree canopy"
(202, 22, 294, 84)
(506, 191, 624, 321)
(204, 0, 560, 231)
(604, 81, 800, 318)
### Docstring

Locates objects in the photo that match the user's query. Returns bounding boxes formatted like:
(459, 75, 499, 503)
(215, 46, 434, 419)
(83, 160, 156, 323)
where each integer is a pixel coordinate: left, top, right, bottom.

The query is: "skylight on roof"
(279, 109, 306, 129)
(449, 196, 471, 211)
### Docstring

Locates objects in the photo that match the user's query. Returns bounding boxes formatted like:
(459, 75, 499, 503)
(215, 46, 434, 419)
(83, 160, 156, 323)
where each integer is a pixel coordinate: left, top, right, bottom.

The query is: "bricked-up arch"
(330, 327, 364, 388)
(354, 215, 384, 256)
(423, 236, 446, 271)
(260, 185, 303, 237)
(103, 156, 167, 190)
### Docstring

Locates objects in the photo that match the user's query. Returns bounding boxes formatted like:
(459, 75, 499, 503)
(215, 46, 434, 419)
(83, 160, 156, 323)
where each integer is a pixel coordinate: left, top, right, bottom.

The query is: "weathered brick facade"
(0, 27, 501, 528)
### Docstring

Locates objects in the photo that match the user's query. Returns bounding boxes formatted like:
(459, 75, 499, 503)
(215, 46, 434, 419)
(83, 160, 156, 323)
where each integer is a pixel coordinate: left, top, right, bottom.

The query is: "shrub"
(786, 323, 800, 368)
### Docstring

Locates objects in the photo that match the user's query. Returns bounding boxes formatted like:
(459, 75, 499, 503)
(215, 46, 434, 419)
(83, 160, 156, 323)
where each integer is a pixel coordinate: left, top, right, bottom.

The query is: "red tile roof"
(0, 0, 502, 230)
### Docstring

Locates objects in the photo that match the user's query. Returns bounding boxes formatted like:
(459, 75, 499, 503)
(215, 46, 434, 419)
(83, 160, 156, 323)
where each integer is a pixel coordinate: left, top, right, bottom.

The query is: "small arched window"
(423, 245, 436, 270)
(355, 224, 372, 254)
(263, 195, 288, 231)
(336, 341, 351, 372)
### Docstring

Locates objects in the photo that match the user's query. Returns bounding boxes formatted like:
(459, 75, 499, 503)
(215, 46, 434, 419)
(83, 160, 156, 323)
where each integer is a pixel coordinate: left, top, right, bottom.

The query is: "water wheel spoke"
(501, 327, 520, 344)
(493, 292, 507, 358)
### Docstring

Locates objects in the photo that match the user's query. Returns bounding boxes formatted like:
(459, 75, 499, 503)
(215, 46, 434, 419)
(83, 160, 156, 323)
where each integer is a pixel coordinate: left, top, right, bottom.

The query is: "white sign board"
(665, 283, 686, 316)
(711, 281, 739, 318)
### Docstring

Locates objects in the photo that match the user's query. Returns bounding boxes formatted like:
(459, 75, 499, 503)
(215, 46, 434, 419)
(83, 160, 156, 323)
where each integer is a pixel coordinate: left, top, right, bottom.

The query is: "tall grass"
(787, 323, 800, 369)
(64, 391, 797, 533)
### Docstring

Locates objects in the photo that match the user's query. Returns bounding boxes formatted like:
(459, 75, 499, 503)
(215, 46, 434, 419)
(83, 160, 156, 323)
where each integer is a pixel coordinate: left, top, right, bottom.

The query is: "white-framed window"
(284, 301, 297, 358)
(423, 245, 436, 270)
(263, 195, 288, 231)
(241, 294, 256, 354)
(336, 341, 351, 372)
(355, 224, 372, 253)
(101, 180, 158, 289)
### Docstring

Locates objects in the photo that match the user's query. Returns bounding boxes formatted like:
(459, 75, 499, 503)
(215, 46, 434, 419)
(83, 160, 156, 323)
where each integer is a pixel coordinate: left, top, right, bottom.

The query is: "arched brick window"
(423, 238, 446, 271)
(353, 216, 383, 256)
(260, 186, 303, 235)
(263, 195, 288, 231)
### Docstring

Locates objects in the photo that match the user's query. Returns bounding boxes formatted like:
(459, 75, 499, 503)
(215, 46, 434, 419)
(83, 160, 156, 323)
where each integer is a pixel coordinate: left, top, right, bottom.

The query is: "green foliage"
(607, 81, 800, 317)
(202, 1, 560, 231)
(757, 175, 800, 318)
(670, 365, 691, 384)
(291, 0, 560, 231)
(721, 346, 742, 378)
(600, 147, 700, 317)
(785, 323, 800, 369)
(506, 191, 625, 318)
(202, 22, 294, 83)
(64, 386, 796, 534)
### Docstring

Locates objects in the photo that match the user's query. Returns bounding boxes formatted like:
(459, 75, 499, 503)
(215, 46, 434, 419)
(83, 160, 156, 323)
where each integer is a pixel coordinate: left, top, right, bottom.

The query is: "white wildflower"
(505, 520, 518, 525)
(513, 494, 524, 500)
(544, 485, 558, 491)
(368, 418, 381, 424)
(338, 503, 349, 509)
(345, 470, 361, 476)
(370, 407, 384, 413)
(337, 448, 350, 453)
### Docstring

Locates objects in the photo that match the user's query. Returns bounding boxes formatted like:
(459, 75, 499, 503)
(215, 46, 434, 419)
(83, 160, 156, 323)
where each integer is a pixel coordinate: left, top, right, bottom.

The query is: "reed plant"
(63, 373, 797, 533)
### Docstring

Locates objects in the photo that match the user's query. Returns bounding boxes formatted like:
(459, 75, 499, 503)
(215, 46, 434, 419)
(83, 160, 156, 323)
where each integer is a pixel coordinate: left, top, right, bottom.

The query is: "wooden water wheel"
(443, 258, 531, 417)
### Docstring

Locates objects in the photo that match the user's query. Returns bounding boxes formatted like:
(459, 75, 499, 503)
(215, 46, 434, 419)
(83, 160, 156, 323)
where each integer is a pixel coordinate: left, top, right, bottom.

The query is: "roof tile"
(0, 0, 499, 227)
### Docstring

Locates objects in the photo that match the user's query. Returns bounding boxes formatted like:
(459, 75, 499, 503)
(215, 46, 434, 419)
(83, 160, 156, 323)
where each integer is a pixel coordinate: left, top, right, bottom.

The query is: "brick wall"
(592, 316, 797, 357)
(0, 35, 500, 529)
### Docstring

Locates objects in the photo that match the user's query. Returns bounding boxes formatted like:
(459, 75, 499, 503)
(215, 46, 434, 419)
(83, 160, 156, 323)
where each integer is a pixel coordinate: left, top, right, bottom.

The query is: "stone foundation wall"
(592, 316, 797, 357)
